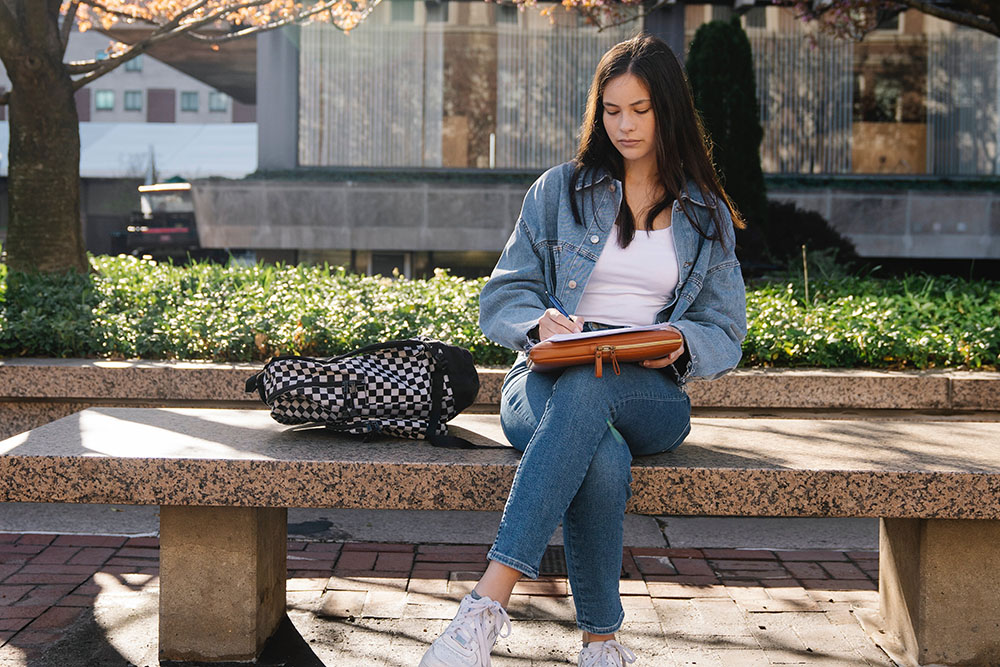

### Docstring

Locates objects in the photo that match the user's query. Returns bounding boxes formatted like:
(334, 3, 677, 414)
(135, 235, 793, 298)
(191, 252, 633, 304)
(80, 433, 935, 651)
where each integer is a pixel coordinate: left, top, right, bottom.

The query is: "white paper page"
(546, 322, 674, 343)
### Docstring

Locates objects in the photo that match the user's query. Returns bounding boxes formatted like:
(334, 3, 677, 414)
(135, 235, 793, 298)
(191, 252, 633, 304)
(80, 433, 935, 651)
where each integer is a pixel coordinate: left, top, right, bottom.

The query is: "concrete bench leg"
(158, 505, 287, 663)
(878, 518, 1000, 666)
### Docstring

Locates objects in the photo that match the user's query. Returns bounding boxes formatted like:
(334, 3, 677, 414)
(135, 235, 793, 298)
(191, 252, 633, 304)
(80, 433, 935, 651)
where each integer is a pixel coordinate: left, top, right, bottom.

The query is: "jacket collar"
(573, 165, 716, 209)
(573, 165, 614, 191)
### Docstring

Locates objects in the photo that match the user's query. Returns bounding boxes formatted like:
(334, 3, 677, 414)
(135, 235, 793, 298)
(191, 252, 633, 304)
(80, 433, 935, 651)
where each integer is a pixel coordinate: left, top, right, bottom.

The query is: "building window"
(124, 90, 143, 111)
(391, 0, 415, 23)
(497, 4, 518, 25)
(424, 1, 448, 22)
(180, 91, 199, 112)
(875, 11, 900, 31)
(208, 92, 229, 112)
(95, 90, 114, 111)
(744, 7, 766, 29)
(124, 55, 143, 72)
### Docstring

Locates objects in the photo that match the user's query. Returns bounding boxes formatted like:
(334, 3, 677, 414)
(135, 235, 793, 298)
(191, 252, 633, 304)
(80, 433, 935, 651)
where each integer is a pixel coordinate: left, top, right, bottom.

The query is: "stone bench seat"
(3, 407, 1000, 665)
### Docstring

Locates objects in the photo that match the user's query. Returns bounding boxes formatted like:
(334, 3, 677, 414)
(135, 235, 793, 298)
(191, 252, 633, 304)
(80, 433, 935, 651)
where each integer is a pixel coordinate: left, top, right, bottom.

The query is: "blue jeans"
(489, 357, 691, 634)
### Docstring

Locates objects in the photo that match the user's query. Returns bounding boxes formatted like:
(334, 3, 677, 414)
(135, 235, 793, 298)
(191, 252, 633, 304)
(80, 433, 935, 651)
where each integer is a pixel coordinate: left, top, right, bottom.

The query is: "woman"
(420, 34, 747, 667)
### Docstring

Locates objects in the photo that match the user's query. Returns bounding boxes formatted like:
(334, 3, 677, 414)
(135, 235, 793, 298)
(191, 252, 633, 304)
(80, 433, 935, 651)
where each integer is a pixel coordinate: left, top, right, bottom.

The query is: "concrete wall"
(191, 178, 532, 252)
(1, 359, 997, 442)
(192, 178, 1000, 260)
(771, 187, 1000, 259)
(4, 174, 995, 261)
(256, 29, 299, 171)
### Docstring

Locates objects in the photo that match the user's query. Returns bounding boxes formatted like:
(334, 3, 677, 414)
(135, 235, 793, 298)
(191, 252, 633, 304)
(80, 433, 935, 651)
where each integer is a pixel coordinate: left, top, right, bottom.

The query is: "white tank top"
(575, 226, 679, 327)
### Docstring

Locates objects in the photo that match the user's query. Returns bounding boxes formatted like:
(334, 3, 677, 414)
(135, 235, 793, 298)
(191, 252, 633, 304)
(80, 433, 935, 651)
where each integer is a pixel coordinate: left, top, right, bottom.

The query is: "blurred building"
(188, 1, 999, 274)
(0, 26, 257, 254)
(0, 26, 255, 125)
(2, 3, 997, 272)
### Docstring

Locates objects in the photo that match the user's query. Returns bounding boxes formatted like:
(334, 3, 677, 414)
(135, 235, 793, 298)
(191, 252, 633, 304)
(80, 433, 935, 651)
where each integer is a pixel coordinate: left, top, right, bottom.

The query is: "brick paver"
(0, 534, 892, 666)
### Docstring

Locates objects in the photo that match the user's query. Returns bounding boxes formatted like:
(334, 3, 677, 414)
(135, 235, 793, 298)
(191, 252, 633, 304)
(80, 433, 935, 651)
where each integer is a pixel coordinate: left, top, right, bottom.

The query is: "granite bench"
(2, 407, 1000, 665)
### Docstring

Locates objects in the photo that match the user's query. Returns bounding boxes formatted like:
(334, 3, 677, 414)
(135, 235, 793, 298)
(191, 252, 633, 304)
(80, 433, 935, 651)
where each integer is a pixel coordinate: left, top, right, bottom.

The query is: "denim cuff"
(576, 608, 625, 635)
(666, 346, 693, 386)
(487, 547, 540, 580)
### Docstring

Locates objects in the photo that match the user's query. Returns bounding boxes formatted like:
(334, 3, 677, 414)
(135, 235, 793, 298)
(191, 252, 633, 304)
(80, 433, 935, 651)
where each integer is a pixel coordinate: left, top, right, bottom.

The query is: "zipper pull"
(611, 348, 621, 375)
(595, 348, 603, 378)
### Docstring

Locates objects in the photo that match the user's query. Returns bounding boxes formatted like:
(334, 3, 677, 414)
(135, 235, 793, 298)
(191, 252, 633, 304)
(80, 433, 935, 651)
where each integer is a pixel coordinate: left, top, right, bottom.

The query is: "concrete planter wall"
(1, 358, 997, 442)
(191, 178, 1000, 261)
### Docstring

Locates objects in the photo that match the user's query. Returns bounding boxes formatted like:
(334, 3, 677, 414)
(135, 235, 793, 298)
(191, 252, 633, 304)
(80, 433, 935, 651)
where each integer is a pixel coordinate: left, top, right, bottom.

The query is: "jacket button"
(609, 184, 616, 192)
(590, 235, 599, 244)
(568, 280, 577, 289)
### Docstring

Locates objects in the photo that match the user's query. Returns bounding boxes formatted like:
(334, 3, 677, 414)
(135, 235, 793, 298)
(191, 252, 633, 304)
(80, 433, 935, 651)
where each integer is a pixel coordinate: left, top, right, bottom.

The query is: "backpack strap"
(244, 372, 265, 401)
(424, 343, 473, 449)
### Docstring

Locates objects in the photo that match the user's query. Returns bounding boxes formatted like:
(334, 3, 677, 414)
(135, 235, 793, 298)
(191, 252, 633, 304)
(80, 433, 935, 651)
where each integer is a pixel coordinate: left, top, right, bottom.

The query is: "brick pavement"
(0, 532, 890, 666)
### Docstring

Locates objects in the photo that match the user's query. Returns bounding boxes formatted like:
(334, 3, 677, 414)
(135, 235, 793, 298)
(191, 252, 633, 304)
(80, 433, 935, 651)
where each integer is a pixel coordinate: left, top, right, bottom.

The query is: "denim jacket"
(479, 161, 747, 384)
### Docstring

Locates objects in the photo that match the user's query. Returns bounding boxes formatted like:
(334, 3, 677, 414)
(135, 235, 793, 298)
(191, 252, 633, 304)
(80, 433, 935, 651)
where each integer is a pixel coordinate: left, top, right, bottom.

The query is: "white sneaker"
(418, 593, 512, 667)
(577, 639, 637, 667)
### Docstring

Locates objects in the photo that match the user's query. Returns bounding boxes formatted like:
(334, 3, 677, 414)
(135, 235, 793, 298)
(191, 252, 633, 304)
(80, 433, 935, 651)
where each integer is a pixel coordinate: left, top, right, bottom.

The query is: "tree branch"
(65, 57, 102, 74)
(71, 0, 344, 89)
(181, 1, 359, 43)
(78, 1, 160, 28)
(77, 0, 211, 31)
(897, 0, 998, 36)
(60, 1, 79, 55)
(70, 0, 234, 88)
(594, 0, 651, 32)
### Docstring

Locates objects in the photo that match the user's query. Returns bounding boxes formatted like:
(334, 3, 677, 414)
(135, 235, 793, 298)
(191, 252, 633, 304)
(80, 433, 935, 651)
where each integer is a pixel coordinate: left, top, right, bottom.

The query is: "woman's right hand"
(537, 308, 584, 341)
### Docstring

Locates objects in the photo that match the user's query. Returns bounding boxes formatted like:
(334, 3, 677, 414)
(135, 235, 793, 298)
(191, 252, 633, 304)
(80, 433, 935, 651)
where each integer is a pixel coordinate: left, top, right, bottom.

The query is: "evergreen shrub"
(686, 18, 769, 264)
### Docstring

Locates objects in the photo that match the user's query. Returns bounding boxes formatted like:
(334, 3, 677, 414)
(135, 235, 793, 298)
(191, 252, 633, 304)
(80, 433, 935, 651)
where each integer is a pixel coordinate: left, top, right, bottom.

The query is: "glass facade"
(298, 1, 637, 169)
(742, 6, 1000, 175)
(296, 2, 1000, 176)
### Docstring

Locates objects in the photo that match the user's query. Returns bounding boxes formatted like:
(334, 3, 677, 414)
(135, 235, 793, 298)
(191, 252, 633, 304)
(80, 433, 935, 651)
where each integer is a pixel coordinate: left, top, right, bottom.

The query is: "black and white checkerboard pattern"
(259, 343, 457, 439)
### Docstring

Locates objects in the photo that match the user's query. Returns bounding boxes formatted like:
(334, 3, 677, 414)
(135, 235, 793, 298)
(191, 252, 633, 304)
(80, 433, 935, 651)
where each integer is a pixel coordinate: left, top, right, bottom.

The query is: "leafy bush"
(744, 275, 1000, 370)
(0, 256, 515, 366)
(0, 257, 997, 370)
(0, 270, 99, 357)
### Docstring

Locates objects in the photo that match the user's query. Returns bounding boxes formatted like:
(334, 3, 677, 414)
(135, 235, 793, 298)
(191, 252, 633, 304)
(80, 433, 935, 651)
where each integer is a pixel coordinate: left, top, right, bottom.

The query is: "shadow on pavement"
(159, 615, 326, 667)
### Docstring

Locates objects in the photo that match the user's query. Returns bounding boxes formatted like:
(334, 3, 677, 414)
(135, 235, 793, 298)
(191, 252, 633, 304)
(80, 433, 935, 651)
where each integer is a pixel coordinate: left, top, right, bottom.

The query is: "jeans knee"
(499, 406, 532, 452)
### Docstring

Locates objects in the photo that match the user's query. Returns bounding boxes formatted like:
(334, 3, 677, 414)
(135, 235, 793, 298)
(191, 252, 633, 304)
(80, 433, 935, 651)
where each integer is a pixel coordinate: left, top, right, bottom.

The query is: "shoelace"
(450, 596, 512, 665)
(580, 639, 638, 667)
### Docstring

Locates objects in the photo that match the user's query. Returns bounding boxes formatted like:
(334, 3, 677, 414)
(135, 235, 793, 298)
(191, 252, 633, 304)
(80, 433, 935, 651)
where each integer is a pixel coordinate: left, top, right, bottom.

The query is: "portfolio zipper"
(593, 340, 676, 378)
(598, 341, 674, 352)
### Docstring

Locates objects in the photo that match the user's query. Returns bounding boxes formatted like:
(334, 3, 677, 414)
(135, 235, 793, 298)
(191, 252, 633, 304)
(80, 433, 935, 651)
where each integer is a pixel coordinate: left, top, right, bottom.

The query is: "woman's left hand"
(640, 326, 685, 369)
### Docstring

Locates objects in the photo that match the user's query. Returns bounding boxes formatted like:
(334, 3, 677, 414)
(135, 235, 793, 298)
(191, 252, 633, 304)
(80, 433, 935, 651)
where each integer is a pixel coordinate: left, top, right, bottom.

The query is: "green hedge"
(744, 277, 999, 370)
(0, 256, 997, 370)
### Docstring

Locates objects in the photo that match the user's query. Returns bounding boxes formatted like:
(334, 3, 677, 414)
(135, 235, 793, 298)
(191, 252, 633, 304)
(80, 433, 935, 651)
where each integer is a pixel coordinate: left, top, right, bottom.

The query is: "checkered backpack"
(245, 338, 481, 448)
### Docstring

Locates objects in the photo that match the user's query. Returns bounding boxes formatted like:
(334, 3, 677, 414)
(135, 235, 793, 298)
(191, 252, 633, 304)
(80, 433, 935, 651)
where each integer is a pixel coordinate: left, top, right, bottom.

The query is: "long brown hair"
(570, 34, 745, 247)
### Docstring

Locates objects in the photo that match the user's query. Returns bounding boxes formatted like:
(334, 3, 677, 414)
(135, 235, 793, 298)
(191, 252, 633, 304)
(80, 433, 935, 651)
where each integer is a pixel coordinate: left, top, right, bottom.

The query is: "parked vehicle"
(111, 179, 227, 262)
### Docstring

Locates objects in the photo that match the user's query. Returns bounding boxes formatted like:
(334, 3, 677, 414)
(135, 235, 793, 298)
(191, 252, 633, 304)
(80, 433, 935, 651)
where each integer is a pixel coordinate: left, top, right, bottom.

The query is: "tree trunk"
(5, 47, 88, 274)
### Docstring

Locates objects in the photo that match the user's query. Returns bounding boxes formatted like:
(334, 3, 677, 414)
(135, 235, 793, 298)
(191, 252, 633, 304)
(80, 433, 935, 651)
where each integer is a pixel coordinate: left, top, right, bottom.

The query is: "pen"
(545, 290, 572, 319)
